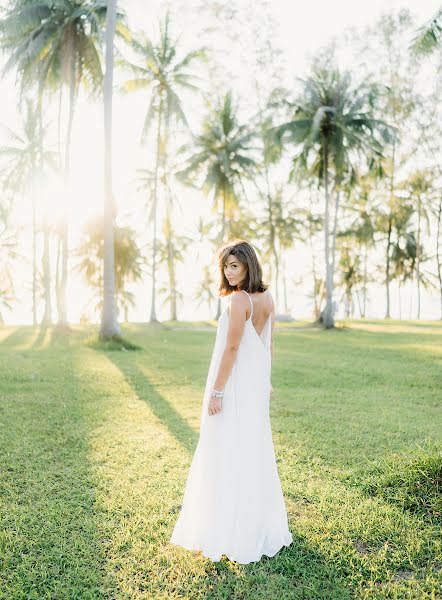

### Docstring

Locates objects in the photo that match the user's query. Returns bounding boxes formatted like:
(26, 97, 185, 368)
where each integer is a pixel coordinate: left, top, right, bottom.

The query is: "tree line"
(0, 1, 441, 333)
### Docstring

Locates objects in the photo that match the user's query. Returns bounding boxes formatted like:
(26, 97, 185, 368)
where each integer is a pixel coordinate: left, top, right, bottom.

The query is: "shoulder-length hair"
(217, 239, 269, 297)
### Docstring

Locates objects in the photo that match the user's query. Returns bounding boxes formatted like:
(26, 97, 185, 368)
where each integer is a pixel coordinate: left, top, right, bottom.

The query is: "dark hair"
(217, 239, 269, 297)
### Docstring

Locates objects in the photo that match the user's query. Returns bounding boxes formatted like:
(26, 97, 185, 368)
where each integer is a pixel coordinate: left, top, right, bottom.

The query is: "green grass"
(0, 319, 441, 599)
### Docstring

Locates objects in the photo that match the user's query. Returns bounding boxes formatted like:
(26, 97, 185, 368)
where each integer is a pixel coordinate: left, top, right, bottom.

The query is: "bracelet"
(210, 387, 224, 398)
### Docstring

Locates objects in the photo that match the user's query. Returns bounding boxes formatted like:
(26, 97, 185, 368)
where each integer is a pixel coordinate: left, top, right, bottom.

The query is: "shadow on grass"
(0, 342, 117, 598)
(31, 325, 51, 348)
(0, 326, 37, 349)
(103, 349, 199, 454)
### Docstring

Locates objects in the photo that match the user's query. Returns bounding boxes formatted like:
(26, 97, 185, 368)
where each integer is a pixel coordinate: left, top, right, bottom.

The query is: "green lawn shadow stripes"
(0, 341, 118, 599)
(1, 321, 441, 598)
(30, 325, 50, 348)
(102, 349, 199, 454)
(0, 326, 38, 349)
(80, 347, 355, 598)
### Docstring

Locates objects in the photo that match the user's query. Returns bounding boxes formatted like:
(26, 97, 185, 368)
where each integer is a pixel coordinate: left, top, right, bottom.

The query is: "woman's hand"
(208, 395, 222, 416)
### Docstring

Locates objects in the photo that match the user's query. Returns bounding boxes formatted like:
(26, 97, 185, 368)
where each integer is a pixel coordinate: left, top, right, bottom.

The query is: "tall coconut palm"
(0, 6, 51, 325)
(273, 67, 393, 328)
(0, 0, 111, 326)
(99, 0, 119, 338)
(178, 92, 258, 318)
(119, 11, 205, 322)
(0, 101, 56, 324)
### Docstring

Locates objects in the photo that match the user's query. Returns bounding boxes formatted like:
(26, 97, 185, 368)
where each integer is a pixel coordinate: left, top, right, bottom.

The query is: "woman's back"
(244, 289, 274, 338)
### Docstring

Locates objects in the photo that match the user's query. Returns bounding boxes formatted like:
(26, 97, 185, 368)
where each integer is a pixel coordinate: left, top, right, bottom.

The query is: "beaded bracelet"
(210, 387, 224, 398)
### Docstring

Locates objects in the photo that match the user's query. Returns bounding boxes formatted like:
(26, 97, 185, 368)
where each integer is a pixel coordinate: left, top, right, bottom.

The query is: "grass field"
(0, 319, 441, 599)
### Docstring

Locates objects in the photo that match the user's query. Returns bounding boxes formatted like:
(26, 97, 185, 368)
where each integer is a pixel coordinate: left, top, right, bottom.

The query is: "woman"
(170, 239, 293, 564)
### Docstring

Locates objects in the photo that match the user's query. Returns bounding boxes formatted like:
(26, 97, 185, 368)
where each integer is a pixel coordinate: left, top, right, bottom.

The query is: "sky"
(1, 0, 441, 324)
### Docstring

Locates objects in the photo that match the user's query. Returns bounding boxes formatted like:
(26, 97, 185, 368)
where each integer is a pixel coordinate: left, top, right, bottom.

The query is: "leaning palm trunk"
(322, 143, 334, 328)
(100, 0, 120, 338)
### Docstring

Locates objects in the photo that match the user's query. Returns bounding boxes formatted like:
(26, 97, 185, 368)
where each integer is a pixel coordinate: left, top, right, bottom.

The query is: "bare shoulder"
(265, 288, 274, 307)
(230, 290, 248, 308)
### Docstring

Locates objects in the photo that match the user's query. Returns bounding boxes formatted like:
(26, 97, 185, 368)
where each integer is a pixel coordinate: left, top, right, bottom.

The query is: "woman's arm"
(212, 292, 248, 391)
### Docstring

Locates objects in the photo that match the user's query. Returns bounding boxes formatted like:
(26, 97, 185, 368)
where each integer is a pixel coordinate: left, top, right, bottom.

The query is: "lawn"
(0, 320, 441, 599)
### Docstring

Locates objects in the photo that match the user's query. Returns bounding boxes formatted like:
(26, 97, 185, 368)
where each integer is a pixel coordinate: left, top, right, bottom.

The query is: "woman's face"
(223, 254, 247, 288)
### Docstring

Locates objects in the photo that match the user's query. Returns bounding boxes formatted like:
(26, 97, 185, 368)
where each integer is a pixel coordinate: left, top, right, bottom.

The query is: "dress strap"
(241, 290, 253, 318)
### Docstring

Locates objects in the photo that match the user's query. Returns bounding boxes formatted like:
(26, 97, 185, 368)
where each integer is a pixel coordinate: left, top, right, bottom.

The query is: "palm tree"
(0, 101, 56, 324)
(340, 173, 379, 318)
(410, 7, 442, 54)
(100, 0, 119, 338)
(0, 3, 55, 325)
(178, 92, 258, 318)
(376, 196, 414, 318)
(76, 218, 143, 322)
(119, 11, 205, 323)
(401, 169, 436, 318)
(0, 0, 116, 326)
(0, 202, 18, 324)
(336, 237, 362, 318)
(273, 67, 393, 328)
(154, 222, 192, 321)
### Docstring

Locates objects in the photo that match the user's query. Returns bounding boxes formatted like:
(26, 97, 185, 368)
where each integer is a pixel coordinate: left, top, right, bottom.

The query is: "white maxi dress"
(170, 289, 293, 564)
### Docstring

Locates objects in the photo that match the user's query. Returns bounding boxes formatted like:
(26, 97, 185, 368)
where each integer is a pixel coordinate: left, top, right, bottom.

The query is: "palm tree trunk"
(330, 189, 341, 286)
(437, 192, 442, 320)
(385, 217, 392, 318)
(58, 31, 77, 327)
(41, 207, 52, 326)
(100, 0, 120, 338)
(165, 215, 177, 321)
(322, 143, 334, 328)
(398, 282, 402, 320)
(57, 86, 63, 167)
(416, 196, 421, 319)
(282, 252, 288, 314)
(38, 88, 52, 326)
(309, 225, 319, 317)
(265, 170, 279, 311)
(385, 140, 396, 319)
(149, 95, 163, 323)
(215, 186, 227, 320)
(355, 288, 362, 317)
(362, 244, 368, 318)
(55, 234, 61, 317)
(32, 187, 37, 326)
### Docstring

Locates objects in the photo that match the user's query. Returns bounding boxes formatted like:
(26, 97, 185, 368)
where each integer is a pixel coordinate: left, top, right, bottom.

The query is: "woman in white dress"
(170, 239, 293, 564)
